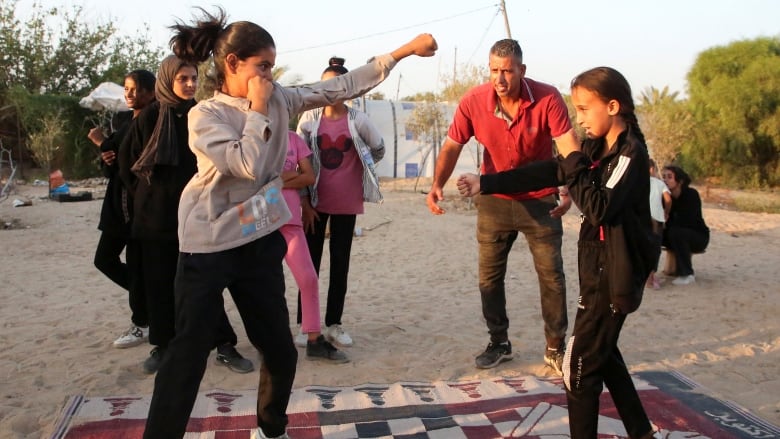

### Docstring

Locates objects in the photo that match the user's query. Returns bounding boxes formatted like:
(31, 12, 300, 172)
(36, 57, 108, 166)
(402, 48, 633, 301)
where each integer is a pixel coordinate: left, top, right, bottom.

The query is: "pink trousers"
(279, 224, 320, 333)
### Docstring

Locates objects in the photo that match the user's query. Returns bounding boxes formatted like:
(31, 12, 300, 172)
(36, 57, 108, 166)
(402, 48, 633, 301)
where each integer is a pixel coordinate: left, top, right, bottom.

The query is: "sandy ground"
(0, 178, 778, 438)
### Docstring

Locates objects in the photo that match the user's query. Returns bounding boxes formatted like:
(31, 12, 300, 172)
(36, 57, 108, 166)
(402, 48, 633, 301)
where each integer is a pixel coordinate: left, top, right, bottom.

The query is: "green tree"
(637, 86, 694, 169)
(686, 37, 780, 187)
(0, 0, 163, 178)
(0, 0, 163, 96)
(439, 63, 487, 103)
(405, 101, 448, 182)
(6, 86, 94, 177)
(405, 102, 448, 145)
(27, 109, 67, 173)
(102, 26, 165, 86)
(194, 62, 217, 102)
(272, 65, 302, 85)
(401, 91, 438, 102)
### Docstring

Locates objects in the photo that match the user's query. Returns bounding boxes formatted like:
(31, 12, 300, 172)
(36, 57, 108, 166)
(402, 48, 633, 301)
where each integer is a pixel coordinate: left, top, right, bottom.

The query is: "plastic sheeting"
(350, 99, 482, 178)
(79, 82, 129, 112)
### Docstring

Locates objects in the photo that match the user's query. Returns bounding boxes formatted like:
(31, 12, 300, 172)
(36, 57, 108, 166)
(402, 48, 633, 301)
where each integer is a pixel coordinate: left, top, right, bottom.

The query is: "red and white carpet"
(52, 371, 780, 438)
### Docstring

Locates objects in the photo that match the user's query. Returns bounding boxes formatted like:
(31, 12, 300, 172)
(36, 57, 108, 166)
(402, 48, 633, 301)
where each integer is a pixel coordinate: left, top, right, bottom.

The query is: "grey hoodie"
(178, 54, 397, 253)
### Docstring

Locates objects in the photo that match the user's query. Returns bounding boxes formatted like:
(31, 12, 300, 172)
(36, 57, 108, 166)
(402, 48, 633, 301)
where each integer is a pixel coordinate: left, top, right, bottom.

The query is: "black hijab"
(131, 54, 196, 180)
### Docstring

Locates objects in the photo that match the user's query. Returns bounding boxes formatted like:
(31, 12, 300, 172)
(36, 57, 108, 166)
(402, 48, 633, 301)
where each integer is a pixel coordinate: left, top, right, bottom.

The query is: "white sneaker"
(250, 427, 290, 439)
(672, 274, 695, 285)
(294, 330, 307, 348)
(113, 325, 149, 348)
(326, 324, 353, 347)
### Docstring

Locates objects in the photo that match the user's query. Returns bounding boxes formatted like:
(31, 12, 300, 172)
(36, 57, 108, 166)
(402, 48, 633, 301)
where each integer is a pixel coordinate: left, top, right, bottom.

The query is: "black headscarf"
(131, 54, 197, 180)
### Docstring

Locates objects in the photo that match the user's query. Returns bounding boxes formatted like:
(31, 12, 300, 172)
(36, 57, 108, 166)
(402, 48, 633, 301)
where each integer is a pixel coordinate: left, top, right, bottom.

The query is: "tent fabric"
(351, 99, 482, 178)
(79, 82, 129, 112)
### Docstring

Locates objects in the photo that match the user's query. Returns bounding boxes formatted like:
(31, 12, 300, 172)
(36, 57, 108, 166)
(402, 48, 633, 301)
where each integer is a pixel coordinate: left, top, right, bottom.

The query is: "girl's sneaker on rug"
(215, 344, 254, 374)
(251, 427, 290, 439)
(543, 345, 565, 376)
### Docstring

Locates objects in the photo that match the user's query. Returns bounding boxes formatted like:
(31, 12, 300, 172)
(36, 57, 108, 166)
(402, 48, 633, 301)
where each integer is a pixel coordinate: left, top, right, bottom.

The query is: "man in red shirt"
(426, 39, 579, 374)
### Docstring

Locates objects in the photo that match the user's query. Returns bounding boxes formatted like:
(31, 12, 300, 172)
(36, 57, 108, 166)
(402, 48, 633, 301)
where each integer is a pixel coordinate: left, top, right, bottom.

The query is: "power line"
(395, 74, 425, 99)
(465, 7, 501, 66)
(280, 5, 499, 54)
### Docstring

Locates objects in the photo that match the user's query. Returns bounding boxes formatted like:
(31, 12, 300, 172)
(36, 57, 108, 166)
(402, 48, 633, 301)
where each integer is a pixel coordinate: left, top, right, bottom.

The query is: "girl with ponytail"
(457, 67, 660, 439)
(294, 56, 387, 350)
(143, 7, 437, 439)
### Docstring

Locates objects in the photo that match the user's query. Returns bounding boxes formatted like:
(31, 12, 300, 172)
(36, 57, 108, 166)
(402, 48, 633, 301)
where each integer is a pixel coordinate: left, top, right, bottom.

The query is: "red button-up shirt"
(448, 78, 571, 200)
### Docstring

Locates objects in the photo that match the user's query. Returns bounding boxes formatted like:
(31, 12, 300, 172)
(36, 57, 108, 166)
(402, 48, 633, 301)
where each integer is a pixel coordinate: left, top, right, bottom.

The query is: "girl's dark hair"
(663, 165, 691, 188)
(168, 7, 275, 87)
(323, 56, 348, 75)
(125, 69, 156, 93)
(571, 66, 646, 145)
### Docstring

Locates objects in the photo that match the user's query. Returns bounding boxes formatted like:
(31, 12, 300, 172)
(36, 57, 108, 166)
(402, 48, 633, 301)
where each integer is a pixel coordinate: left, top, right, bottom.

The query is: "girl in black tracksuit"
(458, 67, 658, 439)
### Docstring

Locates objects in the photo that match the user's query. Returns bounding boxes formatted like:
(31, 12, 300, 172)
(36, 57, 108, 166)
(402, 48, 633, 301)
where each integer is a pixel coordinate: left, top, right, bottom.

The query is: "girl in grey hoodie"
(142, 7, 437, 439)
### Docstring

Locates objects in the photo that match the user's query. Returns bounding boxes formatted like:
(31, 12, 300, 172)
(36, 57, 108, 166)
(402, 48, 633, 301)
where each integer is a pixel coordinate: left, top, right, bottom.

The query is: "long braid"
(622, 112, 646, 145)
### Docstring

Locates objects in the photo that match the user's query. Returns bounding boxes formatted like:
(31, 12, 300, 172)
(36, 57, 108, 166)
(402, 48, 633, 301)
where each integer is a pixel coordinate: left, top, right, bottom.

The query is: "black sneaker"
(475, 341, 512, 369)
(306, 335, 349, 363)
(216, 344, 254, 374)
(142, 346, 165, 374)
(544, 345, 565, 376)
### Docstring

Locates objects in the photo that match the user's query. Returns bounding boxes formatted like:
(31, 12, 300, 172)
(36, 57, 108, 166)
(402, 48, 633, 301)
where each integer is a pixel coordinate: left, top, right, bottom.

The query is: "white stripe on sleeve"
(606, 155, 631, 189)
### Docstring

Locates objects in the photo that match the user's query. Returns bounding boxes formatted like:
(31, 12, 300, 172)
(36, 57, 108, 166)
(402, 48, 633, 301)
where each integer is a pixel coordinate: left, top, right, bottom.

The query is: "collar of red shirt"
(487, 78, 536, 119)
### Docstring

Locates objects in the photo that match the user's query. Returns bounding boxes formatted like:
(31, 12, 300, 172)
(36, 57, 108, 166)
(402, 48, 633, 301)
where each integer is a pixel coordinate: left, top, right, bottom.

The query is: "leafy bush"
(8, 88, 100, 178)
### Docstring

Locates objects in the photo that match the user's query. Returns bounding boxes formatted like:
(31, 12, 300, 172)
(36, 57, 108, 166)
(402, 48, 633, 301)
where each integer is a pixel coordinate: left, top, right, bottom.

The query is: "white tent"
(79, 82, 129, 112)
(351, 99, 483, 179)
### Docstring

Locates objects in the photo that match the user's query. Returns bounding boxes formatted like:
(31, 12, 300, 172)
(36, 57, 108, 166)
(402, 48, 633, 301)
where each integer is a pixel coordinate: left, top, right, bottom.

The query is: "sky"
(14, 0, 780, 100)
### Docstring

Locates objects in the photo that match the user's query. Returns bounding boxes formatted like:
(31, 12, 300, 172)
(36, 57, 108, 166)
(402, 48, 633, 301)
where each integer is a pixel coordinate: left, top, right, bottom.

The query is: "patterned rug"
(52, 371, 780, 438)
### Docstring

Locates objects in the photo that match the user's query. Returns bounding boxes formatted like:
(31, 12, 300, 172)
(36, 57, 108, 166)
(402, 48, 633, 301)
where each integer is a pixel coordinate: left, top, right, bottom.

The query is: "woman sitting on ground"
(661, 165, 709, 285)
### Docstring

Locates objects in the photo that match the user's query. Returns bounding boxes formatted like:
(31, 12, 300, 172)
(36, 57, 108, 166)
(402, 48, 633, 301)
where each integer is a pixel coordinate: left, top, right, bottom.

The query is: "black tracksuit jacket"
(98, 111, 133, 236)
(480, 128, 655, 314)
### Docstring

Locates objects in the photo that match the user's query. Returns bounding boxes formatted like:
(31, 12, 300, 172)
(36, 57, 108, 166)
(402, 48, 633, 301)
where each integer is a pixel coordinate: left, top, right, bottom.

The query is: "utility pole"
(395, 73, 402, 101)
(453, 46, 457, 81)
(500, 0, 512, 39)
